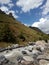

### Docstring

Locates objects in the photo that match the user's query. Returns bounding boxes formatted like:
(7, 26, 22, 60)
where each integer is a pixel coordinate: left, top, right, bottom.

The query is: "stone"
(0, 55, 8, 65)
(22, 51, 27, 55)
(35, 40, 46, 47)
(0, 55, 16, 65)
(37, 54, 49, 61)
(32, 49, 39, 55)
(39, 59, 49, 65)
(23, 56, 34, 62)
(17, 56, 23, 61)
(21, 60, 34, 65)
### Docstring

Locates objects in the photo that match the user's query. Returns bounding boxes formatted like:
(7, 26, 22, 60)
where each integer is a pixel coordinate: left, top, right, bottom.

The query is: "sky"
(0, 0, 49, 34)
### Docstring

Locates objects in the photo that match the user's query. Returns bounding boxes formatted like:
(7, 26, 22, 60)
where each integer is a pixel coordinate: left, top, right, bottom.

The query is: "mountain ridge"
(0, 10, 49, 47)
(29, 26, 44, 33)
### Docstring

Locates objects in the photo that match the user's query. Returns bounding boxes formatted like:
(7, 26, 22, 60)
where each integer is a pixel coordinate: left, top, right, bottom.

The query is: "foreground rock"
(39, 60, 49, 65)
(0, 55, 16, 65)
(23, 56, 34, 61)
(16, 56, 34, 65)
(0, 41, 49, 65)
(37, 54, 49, 60)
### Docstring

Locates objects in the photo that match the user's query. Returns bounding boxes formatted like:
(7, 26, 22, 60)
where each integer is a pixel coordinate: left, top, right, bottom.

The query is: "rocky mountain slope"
(0, 10, 49, 47)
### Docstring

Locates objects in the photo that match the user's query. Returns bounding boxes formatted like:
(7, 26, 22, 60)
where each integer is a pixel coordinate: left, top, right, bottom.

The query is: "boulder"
(37, 54, 49, 61)
(0, 55, 14, 65)
(25, 46, 33, 50)
(32, 49, 39, 55)
(35, 40, 46, 47)
(39, 59, 49, 65)
(20, 56, 34, 65)
(16, 56, 23, 63)
(21, 60, 34, 65)
(23, 56, 34, 62)
(0, 55, 8, 64)
(22, 51, 27, 55)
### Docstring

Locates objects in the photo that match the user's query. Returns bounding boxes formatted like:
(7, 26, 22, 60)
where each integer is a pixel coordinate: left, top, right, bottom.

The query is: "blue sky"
(0, 0, 49, 33)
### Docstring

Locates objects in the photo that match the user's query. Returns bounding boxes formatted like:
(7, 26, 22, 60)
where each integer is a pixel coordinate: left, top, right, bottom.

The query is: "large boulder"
(21, 56, 34, 65)
(21, 60, 34, 65)
(35, 40, 47, 51)
(0, 55, 8, 64)
(0, 55, 16, 65)
(37, 54, 49, 60)
(35, 40, 46, 47)
(39, 60, 49, 65)
(23, 56, 34, 62)
(16, 56, 34, 65)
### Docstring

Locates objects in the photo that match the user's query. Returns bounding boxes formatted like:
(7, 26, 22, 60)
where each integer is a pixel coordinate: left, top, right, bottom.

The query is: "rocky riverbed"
(0, 40, 49, 65)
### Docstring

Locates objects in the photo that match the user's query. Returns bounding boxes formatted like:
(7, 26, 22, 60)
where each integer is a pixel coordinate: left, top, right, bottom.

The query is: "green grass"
(0, 11, 49, 47)
(0, 42, 13, 48)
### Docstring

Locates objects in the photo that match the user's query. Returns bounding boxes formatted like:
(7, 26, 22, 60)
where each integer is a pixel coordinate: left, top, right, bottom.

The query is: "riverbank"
(0, 40, 49, 65)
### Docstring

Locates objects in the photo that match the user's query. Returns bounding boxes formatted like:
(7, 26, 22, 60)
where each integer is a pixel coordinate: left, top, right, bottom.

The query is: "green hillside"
(0, 10, 49, 47)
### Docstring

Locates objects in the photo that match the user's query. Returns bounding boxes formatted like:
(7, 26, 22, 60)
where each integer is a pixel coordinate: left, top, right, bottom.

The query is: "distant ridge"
(29, 26, 44, 33)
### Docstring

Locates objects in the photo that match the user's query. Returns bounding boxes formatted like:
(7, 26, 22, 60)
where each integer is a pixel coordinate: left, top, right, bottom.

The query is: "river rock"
(22, 51, 27, 55)
(21, 60, 34, 65)
(23, 56, 34, 62)
(39, 59, 49, 65)
(37, 54, 49, 61)
(0, 55, 16, 65)
(35, 40, 46, 46)
(20, 56, 34, 65)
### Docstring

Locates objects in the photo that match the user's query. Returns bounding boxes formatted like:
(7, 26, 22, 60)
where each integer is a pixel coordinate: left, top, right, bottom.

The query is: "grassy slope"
(0, 11, 49, 47)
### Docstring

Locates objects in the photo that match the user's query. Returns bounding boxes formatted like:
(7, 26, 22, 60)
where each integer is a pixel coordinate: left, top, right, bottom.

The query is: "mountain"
(0, 10, 49, 47)
(29, 26, 44, 33)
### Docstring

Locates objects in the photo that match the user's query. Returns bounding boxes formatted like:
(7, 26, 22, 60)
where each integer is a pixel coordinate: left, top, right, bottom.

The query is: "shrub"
(0, 23, 16, 43)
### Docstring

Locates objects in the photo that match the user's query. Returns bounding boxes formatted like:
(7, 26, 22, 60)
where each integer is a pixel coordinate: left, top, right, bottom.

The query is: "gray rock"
(22, 51, 27, 55)
(39, 59, 49, 65)
(0, 55, 16, 65)
(17, 56, 23, 62)
(21, 60, 34, 65)
(37, 54, 49, 61)
(23, 56, 34, 62)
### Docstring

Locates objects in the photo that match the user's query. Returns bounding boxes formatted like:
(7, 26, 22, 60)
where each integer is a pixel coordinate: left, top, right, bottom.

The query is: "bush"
(19, 33, 25, 41)
(0, 23, 16, 43)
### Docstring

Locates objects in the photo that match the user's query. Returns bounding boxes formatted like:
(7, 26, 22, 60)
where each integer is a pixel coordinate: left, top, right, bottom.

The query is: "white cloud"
(7, 10, 18, 18)
(13, 14, 18, 18)
(16, 0, 43, 12)
(0, 6, 9, 13)
(31, 0, 49, 34)
(0, 0, 14, 8)
(0, 0, 11, 4)
(42, 0, 49, 15)
(0, 5, 18, 19)
(24, 24, 29, 27)
(8, 3, 14, 8)
(32, 18, 46, 27)
(0, 0, 18, 19)
(32, 18, 49, 34)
